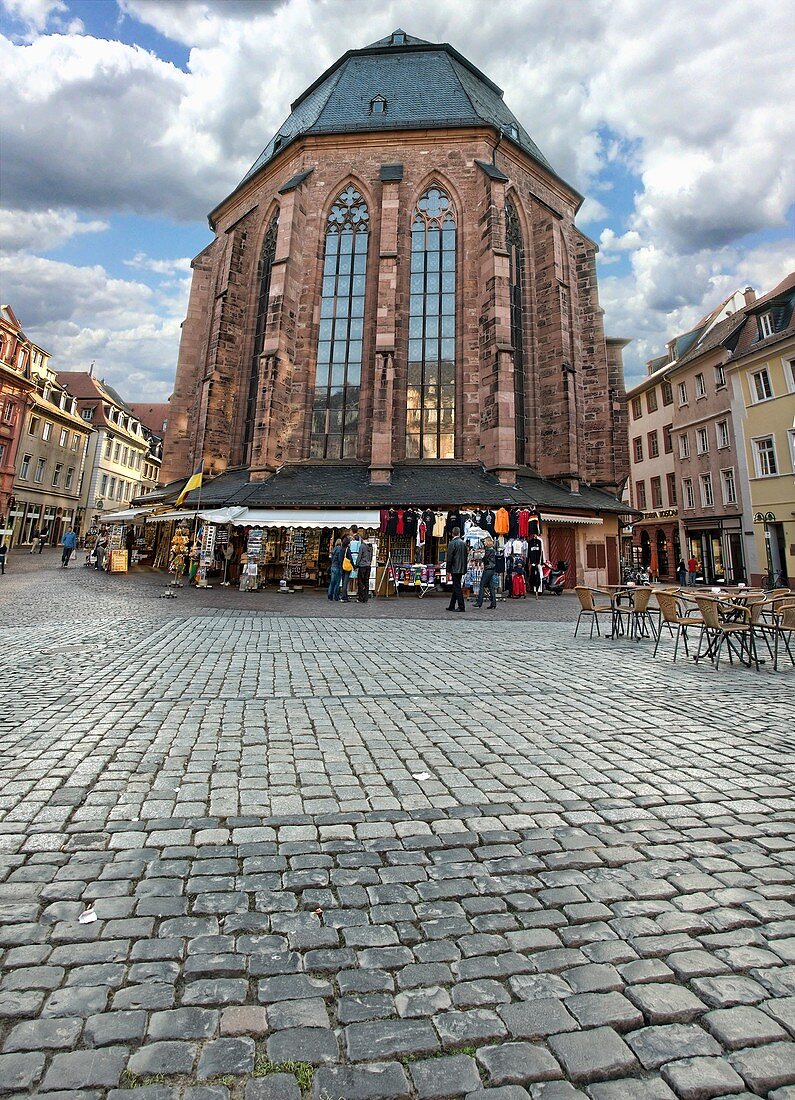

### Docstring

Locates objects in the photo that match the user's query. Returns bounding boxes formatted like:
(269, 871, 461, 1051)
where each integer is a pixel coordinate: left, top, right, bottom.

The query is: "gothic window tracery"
(506, 197, 527, 466)
(406, 186, 456, 460)
(243, 212, 278, 463)
(310, 186, 369, 459)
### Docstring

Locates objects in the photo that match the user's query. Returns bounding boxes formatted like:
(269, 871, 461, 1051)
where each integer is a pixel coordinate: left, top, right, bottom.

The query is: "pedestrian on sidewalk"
(687, 555, 698, 586)
(29, 529, 41, 554)
(342, 529, 361, 603)
(328, 538, 343, 601)
(60, 527, 77, 568)
(476, 537, 497, 610)
(676, 558, 687, 586)
(94, 533, 108, 571)
(446, 526, 467, 612)
(0, 542, 7, 575)
(357, 538, 373, 603)
(37, 529, 46, 553)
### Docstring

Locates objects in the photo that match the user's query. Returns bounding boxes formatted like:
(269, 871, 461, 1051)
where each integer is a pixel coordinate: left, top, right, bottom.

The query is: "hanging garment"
(380, 508, 390, 533)
(528, 563, 542, 593)
(386, 509, 398, 536)
(445, 510, 462, 539)
(508, 509, 519, 539)
(479, 509, 496, 535)
(417, 520, 426, 547)
(528, 512, 541, 537)
(396, 509, 405, 536)
(422, 508, 435, 534)
(527, 536, 544, 566)
(494, 508, 509, 535)
(518, 509, 530, 538)
(511, 571, 526, 597)
(433, 512, 446, 538)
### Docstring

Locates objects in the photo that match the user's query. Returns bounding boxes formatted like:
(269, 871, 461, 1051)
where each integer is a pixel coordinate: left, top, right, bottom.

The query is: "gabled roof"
(674, 311, 746, 369)
(731, 270, 795, 359)
(233, 29, 557, 201)
(129, 403, 169, 436)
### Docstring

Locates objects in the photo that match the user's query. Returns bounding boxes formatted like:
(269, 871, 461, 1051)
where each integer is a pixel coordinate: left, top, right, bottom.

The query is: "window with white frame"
(682, 477, 695, 509)
(695, 372, 707, 398)
(631, 396, 642, 419)
(786, 358, 795, 392)
(19, 454, 31, 479)
(0, 443, 4, 467)
(679, 433, 690, 459)
(716, 419, 730, 449)
(113, 442, 121, 462)
(700, 472, 714, 507)
(661, 380, 673, 406)
(65, 467, 74, 490)
(647, 431, 659, 458)
(100, 474, 108, 496)
(28, 415, 39, 435)
(696, 427, 709, 454)
(753, 436, 778, 477)
(59, 428, 68, 447)
(715, 363, 726, 388)
(109, 476, 116, 496)
(646, 388, 658, 413)
(2, 401, 13, 423)
(52, 463, 62, 486)
(633, 436, 643, 463)
(81, 407, 94, 421)
(677, 381, 688, 405)
(42, 421, 52, 441)
(34, 458, 45, 483)
(635, 480, 647, 509)
(721, 468, 737, 505)
(759, 312, 773, 339)
(788, 428, 795, 469)
(750, 367, 773, 402)
(104, 438, 112, 459)
(72, 433, 80, 450)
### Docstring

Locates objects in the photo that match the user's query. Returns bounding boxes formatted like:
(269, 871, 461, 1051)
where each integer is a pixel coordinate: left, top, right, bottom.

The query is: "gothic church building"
(162, 30, 630, 577)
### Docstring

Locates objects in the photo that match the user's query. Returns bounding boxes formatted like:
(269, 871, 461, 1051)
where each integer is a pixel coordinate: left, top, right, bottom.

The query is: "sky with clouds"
(1, 0, 793, 402)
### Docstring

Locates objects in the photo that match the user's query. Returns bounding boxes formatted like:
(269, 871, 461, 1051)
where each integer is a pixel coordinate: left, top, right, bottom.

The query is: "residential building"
(129, 403, 168, 496)
(56, 373, 151, 531)
(10, 352, 92, 546)
(0, 306, 36, 537)
(160, 29, 631, 588)
(625, 289, 748, 580)
(726, 272, 795, 585)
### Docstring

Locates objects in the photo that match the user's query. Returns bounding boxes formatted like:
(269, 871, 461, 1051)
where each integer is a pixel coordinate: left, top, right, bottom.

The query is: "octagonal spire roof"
(238, 29, 554, 189)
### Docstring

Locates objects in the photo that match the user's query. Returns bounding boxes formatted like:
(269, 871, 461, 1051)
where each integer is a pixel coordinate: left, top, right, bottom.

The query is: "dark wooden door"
(548, 526, 576, 588)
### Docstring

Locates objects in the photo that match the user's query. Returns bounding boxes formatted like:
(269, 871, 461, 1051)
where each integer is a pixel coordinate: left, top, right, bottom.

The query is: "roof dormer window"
(392, 30, 405, 45)
(759, 312, 774, 339)
(370, 95, 387, 115)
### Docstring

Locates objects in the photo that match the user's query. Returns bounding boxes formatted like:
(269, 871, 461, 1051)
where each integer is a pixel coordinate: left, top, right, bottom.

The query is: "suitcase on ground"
(511, 572, 526, 597)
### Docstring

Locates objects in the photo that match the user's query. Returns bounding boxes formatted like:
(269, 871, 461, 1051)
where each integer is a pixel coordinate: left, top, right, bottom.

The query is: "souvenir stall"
(97, 507, 155, 573)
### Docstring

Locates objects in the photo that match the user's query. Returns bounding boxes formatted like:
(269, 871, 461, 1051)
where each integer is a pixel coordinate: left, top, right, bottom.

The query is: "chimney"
(743, 286, 756, 307)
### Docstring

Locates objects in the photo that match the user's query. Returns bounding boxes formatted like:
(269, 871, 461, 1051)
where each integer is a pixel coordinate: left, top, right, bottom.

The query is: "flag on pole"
(175, 461, 203, 507)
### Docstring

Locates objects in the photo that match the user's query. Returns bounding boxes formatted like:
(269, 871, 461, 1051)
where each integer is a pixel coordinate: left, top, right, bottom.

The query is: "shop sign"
(109, 549, 128, 573)
(641, 508, 678, 520)
(753, 511, 777, 523)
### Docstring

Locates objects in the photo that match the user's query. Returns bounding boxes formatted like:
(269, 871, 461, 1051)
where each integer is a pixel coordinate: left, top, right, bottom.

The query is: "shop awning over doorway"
(543, 513, 603, 526)
(98, 508, 152, 523)
(237, 508, 381, 530)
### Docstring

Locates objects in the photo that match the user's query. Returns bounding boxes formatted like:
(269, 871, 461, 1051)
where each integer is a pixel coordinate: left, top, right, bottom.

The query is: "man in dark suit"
(446, 527, 467, 612)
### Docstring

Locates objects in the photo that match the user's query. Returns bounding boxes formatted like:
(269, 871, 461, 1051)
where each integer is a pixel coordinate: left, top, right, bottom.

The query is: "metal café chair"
(755, 598, 795, 671)
(653, 590, 703, 660)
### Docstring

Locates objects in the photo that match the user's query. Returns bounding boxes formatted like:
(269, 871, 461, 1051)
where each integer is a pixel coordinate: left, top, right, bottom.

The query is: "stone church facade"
(162, 30, 630, 571)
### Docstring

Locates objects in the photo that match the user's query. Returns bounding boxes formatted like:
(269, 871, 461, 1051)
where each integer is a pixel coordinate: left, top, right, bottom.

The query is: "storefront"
(683, 515, 746, 585)
(628, 509, 680, 580)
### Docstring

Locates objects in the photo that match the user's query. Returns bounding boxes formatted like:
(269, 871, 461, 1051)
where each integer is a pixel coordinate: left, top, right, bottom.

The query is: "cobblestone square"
(0, 554, 793, 1098)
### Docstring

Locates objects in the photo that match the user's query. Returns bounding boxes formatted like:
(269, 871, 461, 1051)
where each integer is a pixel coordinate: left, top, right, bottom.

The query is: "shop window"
(506, 197, 527, 465)
(633, 436, 643, 463)
(667, 472, 677, 506)
(700, 472, 714, 507)
(631, 395, 642, 419)
(663, 424, 673, 453)
(311, 186, 369, 459)
(646, 388, 658, 413)
(682, 477, 695, 510)
(753, 435, 778, 477)
(721, 468, 737, 505)
(661, 379, 673, 406)
(750, 367, 773, 402)
(406, 185, 456, 460)
(716, 419, 730, 449)
(244, 212, 279, 463)
(635, 480, 647, 509)
(651, 476, 663, 508)
(647, 430, 659, 458)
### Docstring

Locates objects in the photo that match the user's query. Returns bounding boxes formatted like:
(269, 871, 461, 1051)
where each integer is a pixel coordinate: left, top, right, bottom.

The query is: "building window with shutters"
(243, 212, 278, 463)
(406, 185, 456, 459)
(311, 186, 369, 459)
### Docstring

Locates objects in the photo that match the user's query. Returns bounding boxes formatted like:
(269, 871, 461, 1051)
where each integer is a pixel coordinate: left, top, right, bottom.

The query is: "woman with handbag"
(341, 530, 361, 603)
(328, 539, 344, 601)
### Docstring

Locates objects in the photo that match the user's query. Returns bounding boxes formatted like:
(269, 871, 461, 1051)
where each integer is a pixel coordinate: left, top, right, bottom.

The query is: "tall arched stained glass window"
(506, 198, 526, 465)
(406, 186, 456, 459)
(243, 212, 278, 463)
(310, 185, 369, 459)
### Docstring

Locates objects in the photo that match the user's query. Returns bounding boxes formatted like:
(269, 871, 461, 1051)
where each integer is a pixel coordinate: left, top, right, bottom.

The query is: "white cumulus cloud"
(0, 207, 108, 251)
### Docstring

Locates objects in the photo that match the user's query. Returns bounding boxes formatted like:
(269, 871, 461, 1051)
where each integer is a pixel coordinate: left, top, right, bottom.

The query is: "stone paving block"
(435, 1009, 508, 1049)
(266, 1025, 339, 1065)
(763, 996, 795, 1036)
(246, 1075, 301, 1100)
(704, 1005, 789, 1049)
(464, 1088, 532, 1100)
(3, 1016, 82, 1052)
(548, 1026, 639, 1083)
(625, 982, 709, 1023)
(691, 975, 769, 1008)
(499, 998, 578, 1039)
(311, 1061, 411, 1099)
(730, 1042, 795, 1093)
(563, 991, 643, 1031)
(476, 1041, 563, 1085)
(42, 985, 109, 1017)
(345, 1019, 440, 1062)
(267, 997, 330, 1030)
(126, 1041, 197, 1076)
(42, 1047, 129, 1090)
(587, 1080, 677, 1099)
(84, 1011, 147, 1047)
(220, 1006, 269, 1036)
(661, 1055, 747, 1098)
(627, 1024, 723, 1069)
(148, 1007, 219, 1040)
(197, 1037, 255, 1078)
(183, 978, 249, 1006)
(0, 1052, 45, 1092)
(409, 1053, 481, 1098)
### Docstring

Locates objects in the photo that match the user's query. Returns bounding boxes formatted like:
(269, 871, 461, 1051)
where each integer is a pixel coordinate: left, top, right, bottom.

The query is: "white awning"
(146, 510, 199, 523)
(99, 508, 151, 523)
(544, 513, 603, 526)
(238, 509, 381, 530)
(198, 506, 248, 524)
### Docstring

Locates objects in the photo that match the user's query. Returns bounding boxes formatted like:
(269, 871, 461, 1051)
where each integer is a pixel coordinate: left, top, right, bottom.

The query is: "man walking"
(476, 537, 498, 610)
(687, 554, 698, 587)
(61, 527, 77, 568)
(357, 538, 373, 603)
(446, 526, 467, 612)
(0, 542, 7, 575)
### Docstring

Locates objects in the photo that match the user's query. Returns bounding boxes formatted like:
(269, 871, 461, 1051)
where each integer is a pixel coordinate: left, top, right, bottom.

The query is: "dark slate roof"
(237, 30, 555, 191)
(674, 312, 746, 368)
(732, 271, 795, 359)
(173, 461, 628, 515)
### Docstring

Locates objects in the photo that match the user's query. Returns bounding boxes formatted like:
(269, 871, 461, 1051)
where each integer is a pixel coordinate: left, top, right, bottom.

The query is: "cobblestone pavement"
(0, 553, 793, 1099)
